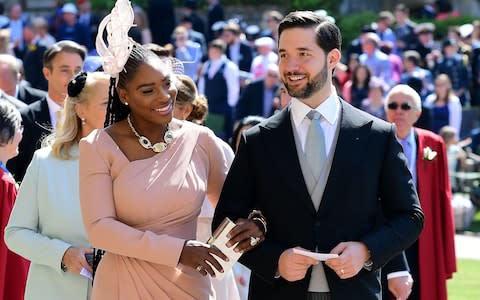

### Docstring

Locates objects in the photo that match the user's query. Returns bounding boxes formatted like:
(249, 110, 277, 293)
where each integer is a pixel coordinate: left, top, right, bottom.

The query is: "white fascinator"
(95, 0, 135, 81)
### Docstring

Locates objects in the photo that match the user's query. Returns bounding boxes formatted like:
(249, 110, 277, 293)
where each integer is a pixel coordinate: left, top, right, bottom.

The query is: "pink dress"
(79, 121, 230, 300)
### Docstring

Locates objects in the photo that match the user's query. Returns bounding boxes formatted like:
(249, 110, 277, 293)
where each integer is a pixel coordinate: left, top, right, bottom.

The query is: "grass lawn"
(466, 210, 480, 233)
(447, 259, 480, 299)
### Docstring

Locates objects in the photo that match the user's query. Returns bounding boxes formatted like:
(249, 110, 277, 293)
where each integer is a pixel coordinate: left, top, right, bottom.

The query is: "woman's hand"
(179, 240, 229, 277)
(61, 247, 94, 274)
(226, 218, 265, 253)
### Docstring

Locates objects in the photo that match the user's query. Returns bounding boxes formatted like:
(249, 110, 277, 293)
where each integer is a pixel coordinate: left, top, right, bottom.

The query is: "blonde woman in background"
(5, 72, 110, 300)
(425, 74, 463, 137)
(174, 74, 241, 300)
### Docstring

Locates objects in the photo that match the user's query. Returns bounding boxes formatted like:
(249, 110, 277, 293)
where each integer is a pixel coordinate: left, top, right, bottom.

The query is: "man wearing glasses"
(383, 84, 456, 300)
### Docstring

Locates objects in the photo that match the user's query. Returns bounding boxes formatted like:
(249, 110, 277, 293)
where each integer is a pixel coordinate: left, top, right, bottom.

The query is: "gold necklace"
(127, 114, 174, 153)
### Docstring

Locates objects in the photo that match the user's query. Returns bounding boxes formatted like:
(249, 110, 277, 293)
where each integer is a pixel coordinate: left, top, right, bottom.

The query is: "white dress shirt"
(397, 128, 417, 186)
(46, 95, 63, 129)
(290, 92, 341, 155)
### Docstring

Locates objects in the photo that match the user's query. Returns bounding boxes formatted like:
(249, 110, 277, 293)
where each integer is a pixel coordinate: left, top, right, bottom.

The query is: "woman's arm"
(4, 152, 71, 274)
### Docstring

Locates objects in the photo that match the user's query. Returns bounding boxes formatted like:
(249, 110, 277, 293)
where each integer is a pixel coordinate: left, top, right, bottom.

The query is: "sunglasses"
(387, 102, 412, 111)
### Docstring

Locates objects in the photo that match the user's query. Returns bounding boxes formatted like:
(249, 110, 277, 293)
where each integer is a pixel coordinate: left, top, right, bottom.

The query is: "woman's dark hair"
(278, 10, 342, 54)
(104, 44, 169, 127)
(230, 116, 266, 151)
(0, 101, 22, 147)
(352, 64, 371, 88)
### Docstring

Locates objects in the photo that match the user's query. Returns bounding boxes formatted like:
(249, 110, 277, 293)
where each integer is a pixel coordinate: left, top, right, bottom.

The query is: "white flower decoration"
(95, 0, 135, 82)
(423, 146, 437, 161)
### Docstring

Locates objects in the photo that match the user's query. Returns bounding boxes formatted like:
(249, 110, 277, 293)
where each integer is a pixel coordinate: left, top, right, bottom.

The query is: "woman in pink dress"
(79, 2, 265, 299)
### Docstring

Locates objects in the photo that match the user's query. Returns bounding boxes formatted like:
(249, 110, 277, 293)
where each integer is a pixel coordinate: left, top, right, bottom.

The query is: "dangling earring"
(81, 118, 86, 125)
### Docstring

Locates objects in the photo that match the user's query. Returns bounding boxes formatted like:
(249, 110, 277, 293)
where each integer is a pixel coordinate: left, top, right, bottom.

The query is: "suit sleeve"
(362, 125, 424, 270)
(4, 152, 71, 274)
(79, 135, 185, 268)
(7, 109, 34, 182)
(213, 132, 287, 284)
(383, 252, 410, 275)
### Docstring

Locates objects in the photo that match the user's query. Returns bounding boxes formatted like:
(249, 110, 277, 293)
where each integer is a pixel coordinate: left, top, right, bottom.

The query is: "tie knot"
(307, 110, 321, 121)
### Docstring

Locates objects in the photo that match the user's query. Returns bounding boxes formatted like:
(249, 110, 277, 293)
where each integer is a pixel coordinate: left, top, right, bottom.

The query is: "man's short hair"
(0, 54, 21, 77)
(385, 84, 422, 112)
(43, 40, 86, 70)
(208, 39, 226, 53)
(278, 11, 342, 54)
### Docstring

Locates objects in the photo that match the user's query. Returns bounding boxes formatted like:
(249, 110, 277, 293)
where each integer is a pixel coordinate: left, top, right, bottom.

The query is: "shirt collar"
(46, 94, 63, 114)
(398, 128, 415, 145)
(290, 91, 340, 129)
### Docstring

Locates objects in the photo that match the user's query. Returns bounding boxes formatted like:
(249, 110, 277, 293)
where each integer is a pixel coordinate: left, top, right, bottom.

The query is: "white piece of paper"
(292, 248, 338, 261)
(80, 267, 93, 280)
(207, 218, 243, 281)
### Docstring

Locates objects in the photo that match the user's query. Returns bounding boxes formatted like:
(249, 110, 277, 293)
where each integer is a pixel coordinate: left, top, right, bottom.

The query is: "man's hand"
(324, 242, 370, 279)
(388, 275, 413, 300)
(278, 248, 319, 282)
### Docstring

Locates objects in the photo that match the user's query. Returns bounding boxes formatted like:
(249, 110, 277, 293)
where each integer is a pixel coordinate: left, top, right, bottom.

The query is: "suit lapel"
(263, 107, 317, 215)
(319, 101, 373, 213)
(33, 98, 53, 132)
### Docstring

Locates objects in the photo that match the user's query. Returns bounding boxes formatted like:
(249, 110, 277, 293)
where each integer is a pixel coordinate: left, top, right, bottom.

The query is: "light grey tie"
(305, 110, 327, 181)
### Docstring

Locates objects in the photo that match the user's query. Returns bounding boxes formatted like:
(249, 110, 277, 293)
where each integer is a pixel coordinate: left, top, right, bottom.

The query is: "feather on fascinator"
(95, 0, 135, 82)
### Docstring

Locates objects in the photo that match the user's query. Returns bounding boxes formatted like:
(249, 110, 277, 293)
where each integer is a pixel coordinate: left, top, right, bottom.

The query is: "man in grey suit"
(213, 11, 424, 300)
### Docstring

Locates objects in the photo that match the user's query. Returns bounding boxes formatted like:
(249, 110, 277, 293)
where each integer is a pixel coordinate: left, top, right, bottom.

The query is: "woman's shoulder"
(180, 120, 231, 154)
(179, 120, 213, 141)
(79, 128, 121, 159)
(81, 128, 106, 145)
(31, 146, 56, 163)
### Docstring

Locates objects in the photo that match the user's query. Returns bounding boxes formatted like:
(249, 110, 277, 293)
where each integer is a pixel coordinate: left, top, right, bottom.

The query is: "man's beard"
(283, 62, 328, 99)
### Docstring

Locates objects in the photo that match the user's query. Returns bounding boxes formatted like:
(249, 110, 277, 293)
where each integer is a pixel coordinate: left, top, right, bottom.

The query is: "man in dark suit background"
(207, 0, 224, 42)
(222, 22, 254, 73)
(7, 40, 85, 181)
(213, 11, 424, 300)
(236, 63, 279, 120)
(0, 54, 46, 104)
(148, 0, 176, 46)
